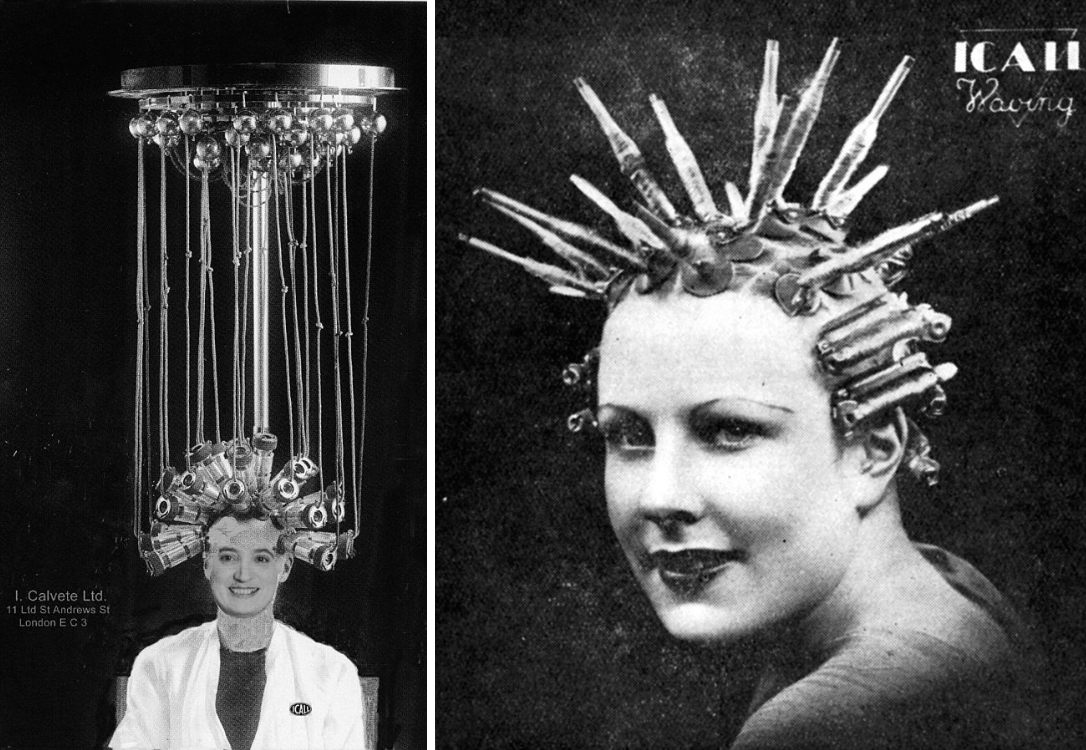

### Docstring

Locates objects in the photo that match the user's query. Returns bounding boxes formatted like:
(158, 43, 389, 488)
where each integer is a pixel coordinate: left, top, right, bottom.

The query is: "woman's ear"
(848, 407, 908, 515)
(278, 554, 293, 583)
(860, 407, 909, 480)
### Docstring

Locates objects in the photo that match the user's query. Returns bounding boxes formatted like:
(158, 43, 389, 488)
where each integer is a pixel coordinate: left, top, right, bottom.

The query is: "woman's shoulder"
(133, 620, 216, 663)
(734, 628, 1030, 749)
(272, 621, 359, 676)
(731, 545, 1041, 749)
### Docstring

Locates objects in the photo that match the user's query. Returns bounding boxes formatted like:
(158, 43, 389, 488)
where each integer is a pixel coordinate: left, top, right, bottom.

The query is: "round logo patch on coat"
(290, 702, 312, 716)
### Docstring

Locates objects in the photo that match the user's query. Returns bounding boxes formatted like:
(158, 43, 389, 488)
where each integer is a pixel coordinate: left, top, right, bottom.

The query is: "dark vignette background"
(0, 2, 424, 748)
(438, 1, 1086, 747)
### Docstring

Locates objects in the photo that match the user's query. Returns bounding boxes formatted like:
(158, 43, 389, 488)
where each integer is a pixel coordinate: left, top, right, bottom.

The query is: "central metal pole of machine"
(249, 172, 271, 435)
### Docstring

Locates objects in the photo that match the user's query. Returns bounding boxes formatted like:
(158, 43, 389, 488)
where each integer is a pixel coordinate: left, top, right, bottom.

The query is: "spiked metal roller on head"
(461, 40, 997, 484)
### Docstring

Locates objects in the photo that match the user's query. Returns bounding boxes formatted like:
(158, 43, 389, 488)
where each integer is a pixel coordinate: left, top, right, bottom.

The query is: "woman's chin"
(652, 599, 762, 644)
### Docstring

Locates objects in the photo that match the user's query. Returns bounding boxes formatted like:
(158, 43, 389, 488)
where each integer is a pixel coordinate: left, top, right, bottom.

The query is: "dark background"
(438, 1, 1086, 747)
(0, 1, 425, 748)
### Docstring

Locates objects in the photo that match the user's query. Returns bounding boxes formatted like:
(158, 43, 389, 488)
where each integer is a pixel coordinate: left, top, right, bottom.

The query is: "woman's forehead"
(207, 517, 280, 551)
(598, 292, 825, 406)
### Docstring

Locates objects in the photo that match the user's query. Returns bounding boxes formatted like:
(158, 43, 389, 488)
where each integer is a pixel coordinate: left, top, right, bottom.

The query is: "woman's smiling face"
(204, 517, 291, 618)
(598, 289, 870, 643)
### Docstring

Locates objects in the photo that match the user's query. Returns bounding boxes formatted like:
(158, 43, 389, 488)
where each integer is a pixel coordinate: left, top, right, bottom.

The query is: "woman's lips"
(649, 549, 745, 592)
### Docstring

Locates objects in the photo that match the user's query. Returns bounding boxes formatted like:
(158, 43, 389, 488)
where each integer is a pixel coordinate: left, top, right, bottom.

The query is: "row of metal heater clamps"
(139, 432, 351, 575)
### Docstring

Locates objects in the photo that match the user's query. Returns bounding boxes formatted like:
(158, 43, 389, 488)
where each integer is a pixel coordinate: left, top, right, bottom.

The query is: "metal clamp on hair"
(817, 297, 951, 376)
(155, 494, 213, 526)
(562, 349, 599, 388)
(567, 408, 598, 433)
(831, 353, 958, 436)
(903, 421, 941, 486)
(283, 531, 338, 571)
(140, 534, 205, 576)
(563, 349, 599, 433)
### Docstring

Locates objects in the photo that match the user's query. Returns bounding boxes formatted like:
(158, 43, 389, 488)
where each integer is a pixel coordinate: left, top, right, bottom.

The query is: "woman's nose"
(233, 560, 252, 581)
(639, 439, 704, 527)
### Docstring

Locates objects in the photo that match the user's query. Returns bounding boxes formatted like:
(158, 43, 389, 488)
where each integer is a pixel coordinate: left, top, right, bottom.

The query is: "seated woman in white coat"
(110, 513, 365, 750)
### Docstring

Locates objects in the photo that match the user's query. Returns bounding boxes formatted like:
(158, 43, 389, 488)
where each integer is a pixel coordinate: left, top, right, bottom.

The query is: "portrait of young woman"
(438, 2, 1086, 747)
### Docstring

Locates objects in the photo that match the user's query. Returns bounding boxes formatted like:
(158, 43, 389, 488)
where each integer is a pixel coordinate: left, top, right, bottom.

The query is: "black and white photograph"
(438, 1, 1086, 747)
(1, 2, 424, 748)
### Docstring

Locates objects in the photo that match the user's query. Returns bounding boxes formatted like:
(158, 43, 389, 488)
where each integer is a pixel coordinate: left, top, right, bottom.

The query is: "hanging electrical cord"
(284, 175, 307, 456)
(356, 136, 379, 541)
(231, 145, 242, 455)
(133, 139, 147, 537)
(204, 178, 222, 444)
(308, 136, 325, 497)
(159, 148, 169, 473)
(271, 139, 296, 461)
(195, 171, 210, 444)
(326, 143, 347, 533)
(184, 137, 193, 467)
(299, 178, 312, 457)
(115, 63, 399, 574)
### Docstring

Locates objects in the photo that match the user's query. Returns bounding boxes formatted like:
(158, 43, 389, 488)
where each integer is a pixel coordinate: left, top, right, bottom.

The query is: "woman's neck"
(216, 607, 275, 652)
(794, 486, 938, 655)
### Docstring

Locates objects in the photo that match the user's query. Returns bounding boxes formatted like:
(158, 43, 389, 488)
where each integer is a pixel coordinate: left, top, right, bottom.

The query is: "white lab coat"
(110, 620, 365, 750)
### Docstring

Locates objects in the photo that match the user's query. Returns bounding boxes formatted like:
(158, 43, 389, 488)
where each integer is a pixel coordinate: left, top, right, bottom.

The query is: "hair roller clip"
(574, 77, 678, 222)
(323, 482, 346, 523)
(280, 485, 334, 530)
(141, 535, 205, 576)
(819, 304, 951, 376)
(649, 94, 721, 222)
(265, 477, 301, 506)
(563, 362, 590, 388)
(817, 293, 895, 343)
(155, 494, 213, 526)
(156, 468, 188, 504)
(567, 408, 598, 433)
(187, 442, 214, 479)
(336, 531, 357, 560)
(773, 273, 821, 317)
(904, 423, 941, 486)
(250, 432, 278, 493)
(284, 531, 338, 571)
(202, 441, 232, 484)
(226, 439, 254, 485)
(476, 187, 645, 270)
(633, 251, 679, 294)
(832, 354, 952, 436)
(812, 56, 913, 210)
(562, 349, 598, 388)
(179, 471, 224, 508)
(138, 527, 202, 554)
(222, 478, 253, 514)
(294, 456, 320, 482)
(679, 257, 733, 297)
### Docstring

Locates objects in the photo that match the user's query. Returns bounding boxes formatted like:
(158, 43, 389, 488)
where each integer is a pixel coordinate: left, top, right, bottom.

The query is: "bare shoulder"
(732, 549, 1036, 749)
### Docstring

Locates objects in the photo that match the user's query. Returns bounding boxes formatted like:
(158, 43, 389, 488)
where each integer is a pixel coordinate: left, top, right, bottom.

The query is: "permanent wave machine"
(111, 64, 399, 575)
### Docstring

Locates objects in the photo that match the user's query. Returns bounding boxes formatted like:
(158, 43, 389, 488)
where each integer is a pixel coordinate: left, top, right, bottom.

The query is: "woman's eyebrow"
(596, 403, 637, 419)
(699, 397, 795, 414)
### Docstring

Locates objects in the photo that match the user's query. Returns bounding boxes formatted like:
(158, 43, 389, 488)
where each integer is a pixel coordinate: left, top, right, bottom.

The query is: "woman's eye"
(255, 555, 271, 564)
(694, 416, 762, 450)
(600, 416, 654, 452)
(219, 553, 236, 563)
